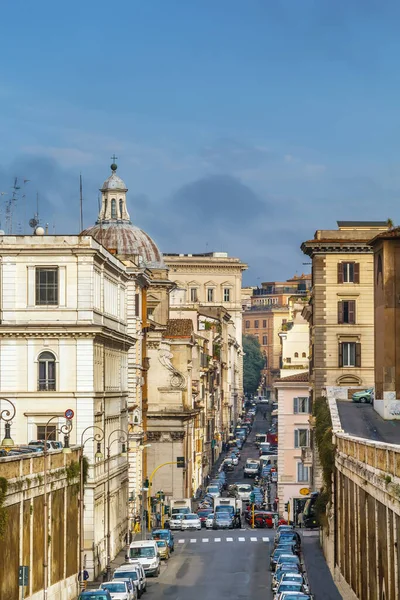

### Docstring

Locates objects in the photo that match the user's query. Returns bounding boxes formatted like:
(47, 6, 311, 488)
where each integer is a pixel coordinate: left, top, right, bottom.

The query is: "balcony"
(301, 447, 313, 466)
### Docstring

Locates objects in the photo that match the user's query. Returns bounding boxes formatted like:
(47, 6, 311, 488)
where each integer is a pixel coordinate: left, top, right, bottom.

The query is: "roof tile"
(163, 319, 193, 339)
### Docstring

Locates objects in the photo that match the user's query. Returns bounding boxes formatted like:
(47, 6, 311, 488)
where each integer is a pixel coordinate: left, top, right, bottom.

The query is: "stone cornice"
(0, 325, 137, 346)
(301, 241, 373, 257)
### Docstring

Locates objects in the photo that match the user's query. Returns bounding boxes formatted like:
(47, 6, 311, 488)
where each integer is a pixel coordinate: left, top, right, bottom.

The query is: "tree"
(243, 334, 265, 394)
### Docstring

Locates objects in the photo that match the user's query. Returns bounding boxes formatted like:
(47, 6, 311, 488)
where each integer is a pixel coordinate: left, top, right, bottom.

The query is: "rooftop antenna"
(28, 192, 40, 232)
(79, 173, 83, 231)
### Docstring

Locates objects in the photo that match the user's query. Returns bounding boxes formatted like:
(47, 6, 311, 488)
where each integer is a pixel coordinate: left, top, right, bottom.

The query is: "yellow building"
(301, 221, 388, 399)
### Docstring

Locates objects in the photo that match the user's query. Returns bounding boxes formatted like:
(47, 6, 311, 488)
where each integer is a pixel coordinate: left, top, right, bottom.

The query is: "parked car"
(155, 539, 170, 560)
(99, 581, 135, 600)
(78, 591, 112, 600)
(113, 563, 147, 597)
(151, 528, 175, 552)
(352, 388, 374, 404)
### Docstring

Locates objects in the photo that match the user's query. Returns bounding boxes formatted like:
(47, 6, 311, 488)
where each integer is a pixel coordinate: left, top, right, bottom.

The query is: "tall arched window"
(302, 352, 307, 358)
(111, 199, 117, 218)
(104, 198, 108, 218)
(294, 352, 299, 358)
(38, 351, 56, 391)
(119, 199, 123, 219)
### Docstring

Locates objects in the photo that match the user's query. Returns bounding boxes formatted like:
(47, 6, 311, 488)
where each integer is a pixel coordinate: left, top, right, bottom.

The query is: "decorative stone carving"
(158, 342, 186, 389)
(145, 431, 162, 442)
(170, 431, 185, 441)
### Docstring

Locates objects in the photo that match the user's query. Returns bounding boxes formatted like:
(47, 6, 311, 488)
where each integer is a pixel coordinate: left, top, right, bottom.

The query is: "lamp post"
(79, 426, 104, 589)
(106, 429, 128, 580)
(0, 397, 16, 446)
(43, 413, 73, 600)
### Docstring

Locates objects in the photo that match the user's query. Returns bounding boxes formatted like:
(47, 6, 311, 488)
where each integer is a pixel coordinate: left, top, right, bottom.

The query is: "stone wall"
(0, 449, 80, 600)
(333, 433, 400, 600)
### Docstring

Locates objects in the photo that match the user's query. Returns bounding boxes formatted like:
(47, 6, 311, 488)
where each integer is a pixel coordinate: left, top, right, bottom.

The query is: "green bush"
(313, 397, 335, 519)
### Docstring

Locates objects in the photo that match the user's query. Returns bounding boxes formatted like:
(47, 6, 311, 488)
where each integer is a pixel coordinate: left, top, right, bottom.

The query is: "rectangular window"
(262, 335, 268, 345)
(135, 293, 140, 317)
(207, 288, 214, 302)
(35, 268, 58, 305)
(293, 397, 310, 414)
(297, 462, 309, 482)
(286, 357, 291, 364)
(245, 320, 250, 328)
(223, 288, 231, 302)
(338, 300, 356, 324)
(339, 342, 361, 367)
(254, 320, 259, 328)
(190, 288, 198, 302)
(263, 320, 267, 328)
(294, 429, 309, 448)
(338, 262, 360, 284)
(37, 425, 56, 441)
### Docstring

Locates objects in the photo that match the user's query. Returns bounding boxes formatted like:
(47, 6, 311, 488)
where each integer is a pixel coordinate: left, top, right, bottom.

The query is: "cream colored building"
(278, 300, 309, 378)
(274, 372, 311, 524)
(0, 232, 140, 580)
(164, 252, 247, 429)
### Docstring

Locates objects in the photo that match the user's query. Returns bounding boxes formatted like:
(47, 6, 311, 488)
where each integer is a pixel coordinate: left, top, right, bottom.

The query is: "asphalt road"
(146, 404, 276, 600)
(337, 400, 400, 443)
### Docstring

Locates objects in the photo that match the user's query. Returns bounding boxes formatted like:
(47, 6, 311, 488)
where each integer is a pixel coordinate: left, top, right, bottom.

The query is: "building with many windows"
(300, 220, 388, 488)
(274, 371, 311, 524)
(0, 231, 147, 582)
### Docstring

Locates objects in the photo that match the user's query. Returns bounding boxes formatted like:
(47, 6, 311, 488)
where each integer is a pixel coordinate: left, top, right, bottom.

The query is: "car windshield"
(130, 547, 155, 558)
(216, 513, 230, 520)
(237, 485, 251, 492)
(206, 514, 214, 519)
(279, 556, 299, 563)
(114, 571, 138, 581)
(198, 510, 212, 517)
(101, 583, 126, 593)
(278, 583, 303, 591)
(184, 514, 198, 520)
(207, 487, 219, 493)
(156, 540, 167, 547)
(79, 596, 109, 600)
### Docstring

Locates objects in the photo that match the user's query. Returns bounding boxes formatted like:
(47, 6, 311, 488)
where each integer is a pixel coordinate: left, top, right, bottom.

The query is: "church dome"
(81, 161, 165, 269)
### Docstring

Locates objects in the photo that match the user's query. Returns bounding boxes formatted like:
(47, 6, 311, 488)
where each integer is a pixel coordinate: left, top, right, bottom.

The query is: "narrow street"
(145, 404, 276, 600)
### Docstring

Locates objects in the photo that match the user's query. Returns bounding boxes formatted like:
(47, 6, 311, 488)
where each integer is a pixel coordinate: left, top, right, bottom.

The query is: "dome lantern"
(81, 160, 165, 269)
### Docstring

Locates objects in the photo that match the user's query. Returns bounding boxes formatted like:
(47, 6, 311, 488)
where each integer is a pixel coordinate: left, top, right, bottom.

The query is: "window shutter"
(337, 263, 344, 284)
(348, 300, 356, 324)
(356, 343, 361, 367)
(294, 430, 298, 447)
(354, 263, 360, 284)
(338, 301, 344, 324)
(339, 343, 343, 367)
(293, 398, 298, 414)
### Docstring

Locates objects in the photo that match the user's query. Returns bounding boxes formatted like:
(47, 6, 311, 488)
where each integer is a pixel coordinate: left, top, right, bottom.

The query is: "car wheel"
(360, 396, 367, 404)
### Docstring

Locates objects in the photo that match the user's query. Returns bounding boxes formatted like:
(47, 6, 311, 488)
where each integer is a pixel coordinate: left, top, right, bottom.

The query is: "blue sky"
(1, 0, 400, 283)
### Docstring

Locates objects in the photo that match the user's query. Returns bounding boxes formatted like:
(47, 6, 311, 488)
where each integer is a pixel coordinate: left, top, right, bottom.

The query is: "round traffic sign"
(299, 487, 310, 496)
(65, 408, 74, 420)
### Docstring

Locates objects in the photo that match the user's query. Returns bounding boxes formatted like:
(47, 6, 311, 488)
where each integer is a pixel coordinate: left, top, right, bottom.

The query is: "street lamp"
(106, 429, 128, 580)
(0, 397, 16, 446)
(43, 414, 73, 600)
(79, 426, 104, 589)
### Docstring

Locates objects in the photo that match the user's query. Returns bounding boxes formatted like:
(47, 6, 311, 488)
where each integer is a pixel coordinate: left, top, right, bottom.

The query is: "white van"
(114, 562, 147, 597)
(128, 540, 160, 577)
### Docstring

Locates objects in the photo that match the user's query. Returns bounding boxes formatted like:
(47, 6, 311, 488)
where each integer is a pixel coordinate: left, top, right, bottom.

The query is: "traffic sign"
(18, 566, 29, 587)
(64, 409, 74, 420)
(299, 487, 310, 496)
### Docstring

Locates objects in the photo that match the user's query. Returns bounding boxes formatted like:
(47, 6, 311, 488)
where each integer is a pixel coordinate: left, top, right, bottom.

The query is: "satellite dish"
(29, 218, 38, 229)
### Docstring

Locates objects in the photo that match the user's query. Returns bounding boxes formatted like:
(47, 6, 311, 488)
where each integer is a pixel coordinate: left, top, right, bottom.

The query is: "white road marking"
(238, 537, 245, 542)
(178, 539, 184, 544)
(215, 538, 221, 542)
(202, 538, 209, 543)
(226, 537, 233, 542)
(262, 537, 270, 542)
(190, 539, 196, 543)
(250, 537, 257, 541)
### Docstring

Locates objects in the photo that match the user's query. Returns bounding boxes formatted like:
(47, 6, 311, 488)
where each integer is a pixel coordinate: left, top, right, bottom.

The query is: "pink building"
(274, 372, 311, 524)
